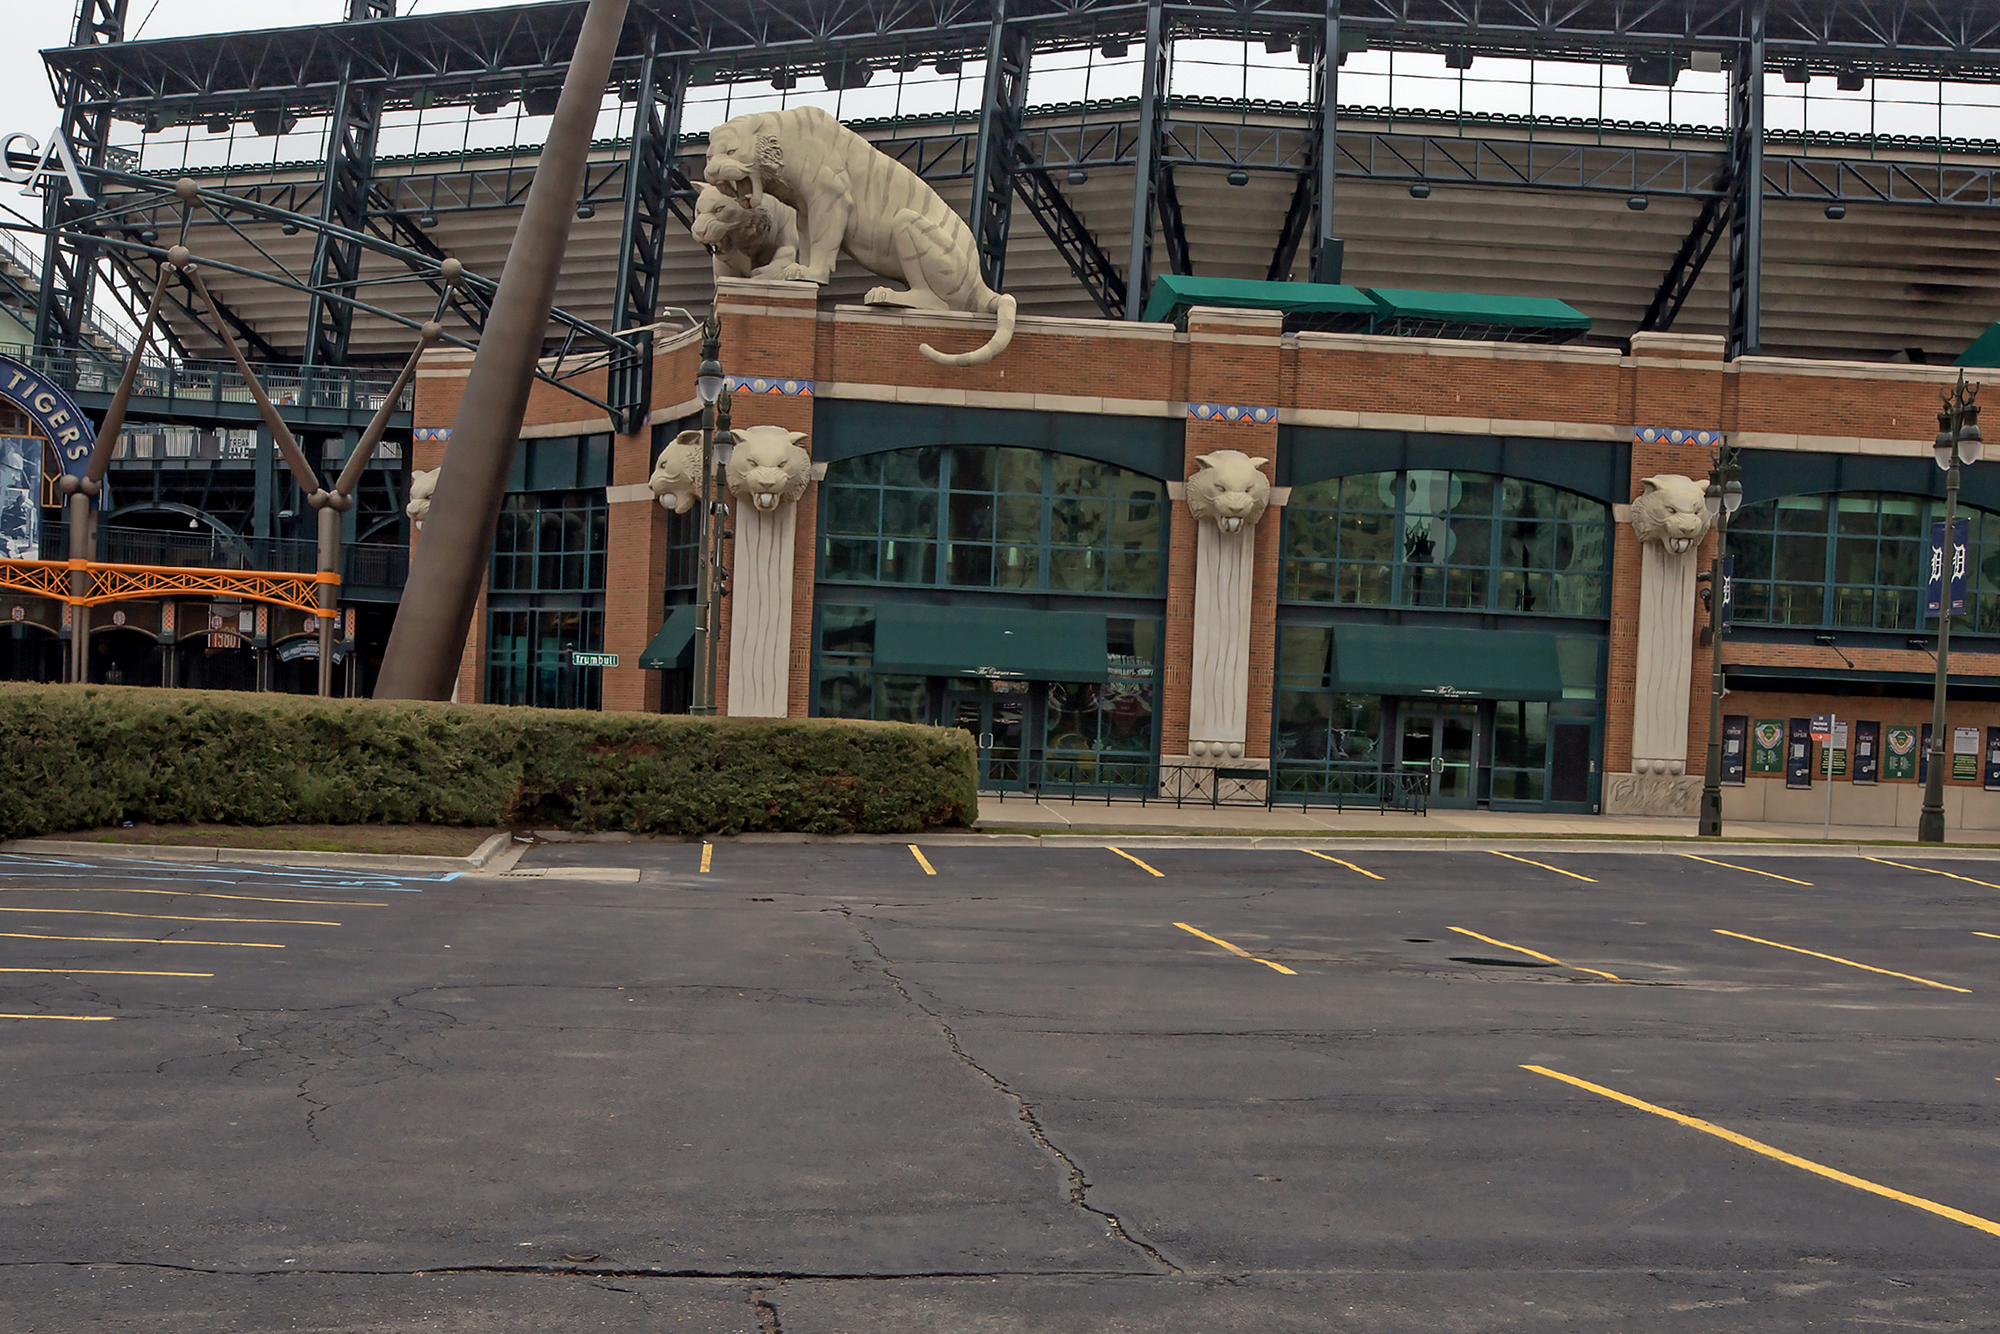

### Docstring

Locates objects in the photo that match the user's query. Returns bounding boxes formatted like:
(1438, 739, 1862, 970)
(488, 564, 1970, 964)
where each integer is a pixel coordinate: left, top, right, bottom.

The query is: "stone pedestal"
(1187, 520, 1255, 761)
(727, 497, 798, 718)
(1603, 772, 1704, 817)
(1631, 526, 1701, 776)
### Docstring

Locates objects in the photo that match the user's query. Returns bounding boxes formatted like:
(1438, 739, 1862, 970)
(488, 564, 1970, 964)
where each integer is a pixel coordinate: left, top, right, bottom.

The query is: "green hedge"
(0, 685, 977, 839)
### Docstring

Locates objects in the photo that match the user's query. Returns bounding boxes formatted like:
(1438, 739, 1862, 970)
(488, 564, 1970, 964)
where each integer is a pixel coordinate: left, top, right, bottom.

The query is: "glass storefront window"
(486, 606, 604, 709)
(1730, 492, 2000, 634)
(1283, 470, 1608, 615)
(821, 446, 1164, 597)
(1491, 700, 1549, 802)
(491, 490, 607, 593)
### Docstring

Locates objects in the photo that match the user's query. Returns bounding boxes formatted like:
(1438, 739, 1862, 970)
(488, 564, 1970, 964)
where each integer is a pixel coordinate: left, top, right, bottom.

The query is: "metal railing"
(0, 343, 415, 415)
(975, 757, 1432, 814)
(37, 523, 407, 587)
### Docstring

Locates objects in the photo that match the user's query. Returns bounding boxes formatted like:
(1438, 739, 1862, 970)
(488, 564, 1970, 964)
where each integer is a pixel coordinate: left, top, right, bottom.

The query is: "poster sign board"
(1785, 717, 1814, 789)
(0, 435, 39, 559)
(1817, 721, 1848, 778)
(1750, 719, 1785, 774)
(1721, 714, 1747, 785)
(1928, 518, 1970, 617)
(1852, 720, 1880, 785)
(1884, 724, 1918, 781)
(1953, 725, 1980, 781)
(1987, 726, 2000, 791)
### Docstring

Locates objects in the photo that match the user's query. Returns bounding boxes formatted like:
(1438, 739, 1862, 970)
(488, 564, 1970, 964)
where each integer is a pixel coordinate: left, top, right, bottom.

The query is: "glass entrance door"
(1400, 709, 1477, 807)
(946, 682, 1030, 790)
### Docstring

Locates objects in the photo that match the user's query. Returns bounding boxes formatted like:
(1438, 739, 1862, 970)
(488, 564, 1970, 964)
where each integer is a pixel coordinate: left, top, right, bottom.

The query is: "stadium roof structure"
(14, 0, 2000, 433)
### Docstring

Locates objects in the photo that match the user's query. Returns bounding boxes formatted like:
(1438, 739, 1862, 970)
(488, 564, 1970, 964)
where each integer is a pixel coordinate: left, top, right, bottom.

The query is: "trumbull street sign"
(568, 652, 618, 668)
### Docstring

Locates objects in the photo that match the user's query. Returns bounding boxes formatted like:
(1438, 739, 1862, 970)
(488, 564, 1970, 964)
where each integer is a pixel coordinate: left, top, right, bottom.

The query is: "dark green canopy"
(1333, 624, 1566, 701)
(638, 605, 698, 670)
(1141, 274, 1378, 331)
(873, 604, 1107, 681)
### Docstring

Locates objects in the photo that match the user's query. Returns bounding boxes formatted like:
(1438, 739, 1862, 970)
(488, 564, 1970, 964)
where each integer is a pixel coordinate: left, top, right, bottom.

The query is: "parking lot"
(2, 839, 1996, 1331)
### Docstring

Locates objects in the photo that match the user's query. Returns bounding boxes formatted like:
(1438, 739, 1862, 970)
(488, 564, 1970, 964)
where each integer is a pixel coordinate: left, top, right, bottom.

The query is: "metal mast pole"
(1919, 378, 1979, 842)
(375, 0, 632, 700)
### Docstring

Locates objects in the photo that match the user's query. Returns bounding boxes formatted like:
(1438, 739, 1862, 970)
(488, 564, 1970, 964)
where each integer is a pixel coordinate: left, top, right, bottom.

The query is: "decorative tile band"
(413, 426, 452, 442)
(729, 376, 814, 396)
(1633, 427, 1723, 446)
(1189, 403, 1277, 425)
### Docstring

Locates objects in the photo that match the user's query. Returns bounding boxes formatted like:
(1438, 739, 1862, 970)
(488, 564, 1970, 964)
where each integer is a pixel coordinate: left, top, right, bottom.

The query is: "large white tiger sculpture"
(648, 430, 709, 514)
(724, 426, 813, 512)
(703, 105, 1017, 368)
(690, 184, 800, 280)
(1628, 474, 1712, 555)
(1185, 451, 1272, 534)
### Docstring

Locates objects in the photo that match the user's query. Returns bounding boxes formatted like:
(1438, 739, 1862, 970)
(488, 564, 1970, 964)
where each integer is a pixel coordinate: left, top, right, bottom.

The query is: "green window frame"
(820, 445, 1166, 597)
(1728, 492, 2000, 634)
(490, 490, 608, 594)
(1281, 470, 1609, 616)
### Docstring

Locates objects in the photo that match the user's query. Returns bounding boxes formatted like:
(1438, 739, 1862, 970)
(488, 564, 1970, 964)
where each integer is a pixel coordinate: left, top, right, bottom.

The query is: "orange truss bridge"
(0, 559, 337, 617)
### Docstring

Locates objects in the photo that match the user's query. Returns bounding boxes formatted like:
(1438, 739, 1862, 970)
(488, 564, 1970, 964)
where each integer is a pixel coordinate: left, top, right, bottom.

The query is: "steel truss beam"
(1638, 191, 1733, 335)
(1311, 0, 1341, 282)
(1268, 169, 1313, 281)
(0, 556, 337, 618)
(969, 9, 1031, 290)
(1011, 168, 1125, 319)
(1728, 0, 1767, 359)
(1125, 0, 1167, 320)
(1155, 163, 1191, 278)
(42, 2, 2000, 135)
(303, 0, 395, 371)
(35, 0, 127, 354)
(608, 35, 686, 432)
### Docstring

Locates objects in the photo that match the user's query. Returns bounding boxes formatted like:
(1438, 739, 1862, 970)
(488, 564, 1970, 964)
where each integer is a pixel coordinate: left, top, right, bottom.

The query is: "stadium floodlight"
(1409, 183, 1431, 199)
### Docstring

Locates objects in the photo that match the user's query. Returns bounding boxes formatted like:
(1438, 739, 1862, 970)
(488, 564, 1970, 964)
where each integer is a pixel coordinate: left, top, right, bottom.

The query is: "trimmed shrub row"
(0, 685, 977, 839)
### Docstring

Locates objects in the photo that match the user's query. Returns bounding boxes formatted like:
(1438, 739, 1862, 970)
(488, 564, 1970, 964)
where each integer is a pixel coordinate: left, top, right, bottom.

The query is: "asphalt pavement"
(2, 839, 1997, 1331)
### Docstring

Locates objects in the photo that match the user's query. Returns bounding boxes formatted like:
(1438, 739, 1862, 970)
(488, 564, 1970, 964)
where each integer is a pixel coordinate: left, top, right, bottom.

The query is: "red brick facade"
(412, 284, 1987, 817)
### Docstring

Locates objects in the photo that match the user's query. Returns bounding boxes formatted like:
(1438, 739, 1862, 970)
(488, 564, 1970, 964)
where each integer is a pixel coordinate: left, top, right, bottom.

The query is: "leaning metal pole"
(375, 0, 632, 700)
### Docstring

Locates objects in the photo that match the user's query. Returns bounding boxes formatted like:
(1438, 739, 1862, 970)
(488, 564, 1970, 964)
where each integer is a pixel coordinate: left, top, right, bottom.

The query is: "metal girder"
(1728, 0, 1767, 360)
(1155, 164, 1192, 278)
(303, 1, 394, 371)
(1310, 0, 1341, 282)
(1269, 170, 1314, 281)
(1637, 192, 1733, 334)
(970, 9, 1031, 291)
(1011, 168, 1124, 319)
(35, 0, 127, 354)
(1125, 0, 1167, 320)
(42, 2, 2000, 134)
(608, 37, 687, 433)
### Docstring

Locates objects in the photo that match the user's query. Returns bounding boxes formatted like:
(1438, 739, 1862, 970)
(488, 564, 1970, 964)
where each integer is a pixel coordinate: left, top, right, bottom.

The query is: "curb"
(0, 830, 515, 874)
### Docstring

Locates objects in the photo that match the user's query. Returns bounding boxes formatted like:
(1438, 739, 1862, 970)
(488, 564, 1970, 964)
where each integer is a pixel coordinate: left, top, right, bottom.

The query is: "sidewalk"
(972, 793, 2000, 847)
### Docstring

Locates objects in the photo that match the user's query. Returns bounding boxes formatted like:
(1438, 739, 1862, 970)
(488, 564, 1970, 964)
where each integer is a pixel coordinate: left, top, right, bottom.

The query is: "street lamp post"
(1698, 442, 1743, 838)
(690, 317, 725, 714)
(1918, 373, 1982, 843)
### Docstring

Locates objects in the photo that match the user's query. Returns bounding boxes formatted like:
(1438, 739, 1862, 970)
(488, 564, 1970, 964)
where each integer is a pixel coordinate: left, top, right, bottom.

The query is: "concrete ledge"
(0, 830, 514, 874)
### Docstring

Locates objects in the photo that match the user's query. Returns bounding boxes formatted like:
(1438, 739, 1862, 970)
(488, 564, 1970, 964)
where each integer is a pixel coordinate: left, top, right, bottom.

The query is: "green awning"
(1364, 288, 1591, 343)
(873, 604, 1108, 682)
(638, 605, 698, 670)
(1141, 274, 1378, 331)
(1957, 320, 2000, 368)
(1332, 624, 1566, 701)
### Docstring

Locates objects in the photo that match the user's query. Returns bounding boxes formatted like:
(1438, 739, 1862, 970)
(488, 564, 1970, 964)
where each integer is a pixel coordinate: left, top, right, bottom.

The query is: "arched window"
(820, 445, 1165, 596)
(1729, 492, 2000, 633)
(1282, 470, 1609, 615)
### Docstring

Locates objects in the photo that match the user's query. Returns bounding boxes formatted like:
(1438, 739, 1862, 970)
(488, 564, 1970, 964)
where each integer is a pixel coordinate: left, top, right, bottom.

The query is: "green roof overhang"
(638, 605, 698, 670)
(1333, 624, 1567, 702)
(873, 604, 1108, 682)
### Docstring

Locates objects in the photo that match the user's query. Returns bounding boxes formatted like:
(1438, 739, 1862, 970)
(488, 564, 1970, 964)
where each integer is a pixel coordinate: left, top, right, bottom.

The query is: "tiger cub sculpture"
(690, 184, 800, 281)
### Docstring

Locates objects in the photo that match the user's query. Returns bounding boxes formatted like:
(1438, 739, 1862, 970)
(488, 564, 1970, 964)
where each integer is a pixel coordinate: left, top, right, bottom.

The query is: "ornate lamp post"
(690, 317, 726, 714)
(1698, 441, 1743, 837)
(1918, 373, 1982, 843)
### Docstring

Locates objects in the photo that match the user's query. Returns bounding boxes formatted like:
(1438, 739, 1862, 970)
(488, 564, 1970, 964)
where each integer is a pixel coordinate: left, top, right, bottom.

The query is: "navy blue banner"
(0, 354, 97, 510)
(1927, 517, 1970, 617)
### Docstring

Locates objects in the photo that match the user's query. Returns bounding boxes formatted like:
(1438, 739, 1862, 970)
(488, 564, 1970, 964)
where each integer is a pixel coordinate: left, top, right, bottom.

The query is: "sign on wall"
(0, 355, 99, 508)
(1721, 714, 1747, 785)
(1852, 720, 1880, 785)
(1953, 725, 1980, 781)
(0, 435, 39, 559)
(1885, 725, 1918, 781)
(1920, 723, 1934, 785)
(1986, 726, 2000, 791)
(1750, 719, 1785, 774)
(1817, 720, 1849, 778)
(1785, 717, 1814, 789)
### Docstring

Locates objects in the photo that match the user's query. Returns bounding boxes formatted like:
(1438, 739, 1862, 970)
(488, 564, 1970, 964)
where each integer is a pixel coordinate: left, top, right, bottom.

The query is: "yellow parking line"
(1714, 929, 1969, 992)
(1524, 1064, 2000, 1239)
(0, 968, 212, 977)
(1109, 847, 1164, 877)
(699, 844, 713, 874)
(1448, 926, 1625, 981)
(908, 845, 936, 875)
(1302, 850, 1384, 880)
(1488, 849, 1597, 883)
(0, 887, 384, 907)
(1682, 853, 1813, 886)
(1862, 857, 2000, 891)
(0, 1013, 115, 1022)
(1976, 932, 2000, 941)
(1173, 922, 1296, 975)
(0, 932, 283, 949)
(0, 907, 338, 927)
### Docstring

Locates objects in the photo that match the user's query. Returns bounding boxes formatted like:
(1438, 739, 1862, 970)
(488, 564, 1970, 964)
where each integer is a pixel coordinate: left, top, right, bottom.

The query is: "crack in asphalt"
(751, 1282, 785, 1332)
(833, 906, 1182, 1278)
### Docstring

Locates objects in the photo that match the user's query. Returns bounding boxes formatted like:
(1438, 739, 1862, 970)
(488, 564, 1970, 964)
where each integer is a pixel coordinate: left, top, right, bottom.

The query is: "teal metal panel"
(873, 603, 1108, 681)
(814, 399, 1183, 480)
(1279, 428, 1625, 504)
